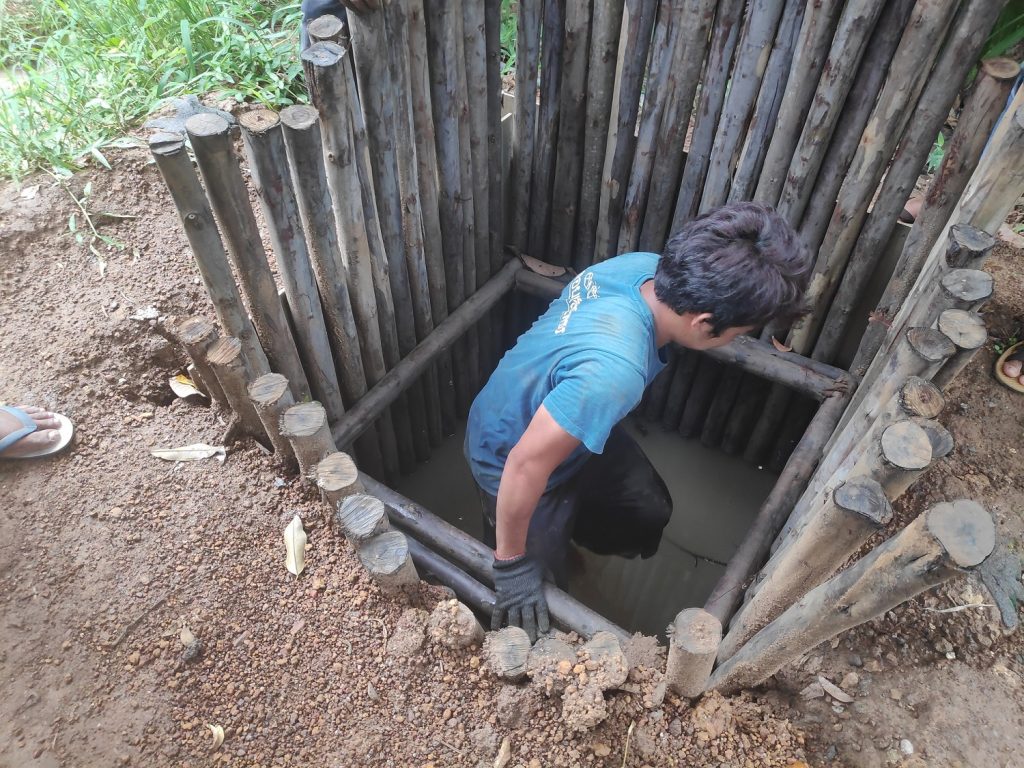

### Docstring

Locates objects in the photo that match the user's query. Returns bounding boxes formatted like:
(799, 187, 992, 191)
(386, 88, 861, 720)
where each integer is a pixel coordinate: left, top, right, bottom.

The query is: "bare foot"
(1002, 348, 1024, 385)
(0, 406, 61, 457)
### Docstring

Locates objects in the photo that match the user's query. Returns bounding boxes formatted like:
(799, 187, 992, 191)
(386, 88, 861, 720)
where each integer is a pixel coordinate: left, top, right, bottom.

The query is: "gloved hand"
(491, 554, 550, 642)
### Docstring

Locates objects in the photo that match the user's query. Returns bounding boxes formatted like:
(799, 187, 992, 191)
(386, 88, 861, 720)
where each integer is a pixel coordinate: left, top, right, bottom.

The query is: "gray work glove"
(491, 554, 550, 642)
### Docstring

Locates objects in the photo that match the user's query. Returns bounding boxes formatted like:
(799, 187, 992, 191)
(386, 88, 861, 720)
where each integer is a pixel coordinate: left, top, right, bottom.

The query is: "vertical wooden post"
(237, 109, 347, 426)
(509, 0, 542, 252)
(280, 402, 338, 480)
(247, 373, 298, 467)
(150, 134, 269, 376)
(307, 14, 345, 44)
(315, 452, 365, 509)
(719, 477, 892, 662)
(668, 0, 744, 232)
(592, 0, 659, 265)
(174, 317, 229, 409)
(710, 500, 995, 694)
(359, 530, 420, 590)
(302, 41, 406, 482)
(207, 336, 269, 442)
(665, 608, 721, 699)
(184, 114, 311, 400)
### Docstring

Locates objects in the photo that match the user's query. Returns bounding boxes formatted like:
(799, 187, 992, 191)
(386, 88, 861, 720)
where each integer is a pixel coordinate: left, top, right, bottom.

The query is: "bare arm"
(494, 404, 580, 559)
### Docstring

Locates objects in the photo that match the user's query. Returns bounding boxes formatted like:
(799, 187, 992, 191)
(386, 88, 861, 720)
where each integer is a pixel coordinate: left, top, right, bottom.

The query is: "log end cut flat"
(357, 529, 418, 585)
(238, 108, 280, 135)
(280, 104, 319, 131)
(301, 40, 345, 69)
(184, 112, 232, 138)
(834, 477, 892, 526)
(207, 336, 242, 365)
(280, 401, 329, 437)
(926, 499, 995, 568)
(938, 309, 987, 350)
(941, 269, 994, 304)
(900, 376, 945, 419)
(248, 372, 290, 405)
(316, 452, 362, 496)
(176, 316, 216, 345)
(307, 14, 346, 44)
(337, 493, 389, 541)
(880, 421, 933, 470)
(907, 327, 957, 363)
(483, 626, 532, 681)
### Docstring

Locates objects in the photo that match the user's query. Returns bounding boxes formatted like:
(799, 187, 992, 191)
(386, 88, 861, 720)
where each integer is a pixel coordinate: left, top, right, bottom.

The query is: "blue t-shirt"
(465, 252, 667, 496)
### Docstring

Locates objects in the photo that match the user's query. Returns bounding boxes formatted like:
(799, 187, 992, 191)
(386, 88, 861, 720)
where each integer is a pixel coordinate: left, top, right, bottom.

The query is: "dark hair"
(654, 202, 811, 335)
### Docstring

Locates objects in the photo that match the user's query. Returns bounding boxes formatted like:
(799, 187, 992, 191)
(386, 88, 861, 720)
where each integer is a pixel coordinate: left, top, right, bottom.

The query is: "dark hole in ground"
(393, 415, 778, 639)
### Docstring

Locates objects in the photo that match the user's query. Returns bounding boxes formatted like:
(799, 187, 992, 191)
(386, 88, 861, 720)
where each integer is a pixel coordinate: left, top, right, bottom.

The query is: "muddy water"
(393, 417, 777, 638)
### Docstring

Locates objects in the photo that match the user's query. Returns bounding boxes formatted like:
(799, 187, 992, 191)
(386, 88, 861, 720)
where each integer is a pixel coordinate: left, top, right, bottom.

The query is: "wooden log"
(280, 402, 337, 480)
(727, 0, 804, 203)
(774, 0, 887, 226)
(150, 135, 269, 376)
(358, 529, 420, 590)
(462, 0, 491, 290)
(643, 348, 677, 423)
(914, 418, 954, 460)
(678, 358, 723, 438)
(619, 0, 690, 251)
(509, 0, 542, 251)
(174, 317, 228, 409)
(331, 260, 520, 448)
(527, 636, 577, 695)
(795, 0, 920, 251)
(303, 41, 406, 481)
(483, 627, 532, 681)
(698, 0, 787, 212)
(853, 59, 1018, 358)
(700, 366, 744, 448)
(484, 0, 504, 267)
(574, 0, 624, 267)
(184, 114, 311, 400)
(919, 268, 994, 323)
(662, 350, 699, 430)
(207, 336, 269, 442)
(307, 14, 345, 44)
(337, 493, 390, 544)
(720, 374, 768, 455)
(547, 0, 593, 264)
(407, 537, 497, 616)
(934, 309, 988, 389)
(668, 0, 744, 231)
(592, 0, 659, 264)
(361, 474, 631, 642)
(823, 7, 1013, 373)
(720, 477, 892, 662)
(427, 598, 485, 649)
(855, 420, 933, 499)
(639, 0, 717, 249)
(704, 389, 851, 625)
(580, 632, 629, 691)
(754, 0, 842, 205)
(237, 109, 347, 426)
(526, 0, 566, 259)
(247, 373, 298, 467)
(710, 500, 995, 694)
(315, 452, 364, 508)
(944, 223, 998, 270)
(789, 0, 955, 343)
(665, 608, 721, 698)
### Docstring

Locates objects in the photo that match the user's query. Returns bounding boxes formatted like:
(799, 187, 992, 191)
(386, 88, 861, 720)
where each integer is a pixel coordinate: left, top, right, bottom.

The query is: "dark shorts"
(477, 426, 673, 583)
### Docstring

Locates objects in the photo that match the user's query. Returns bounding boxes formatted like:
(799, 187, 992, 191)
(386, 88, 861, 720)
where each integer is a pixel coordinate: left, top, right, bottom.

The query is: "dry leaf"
(169, 374, 207, 400)
(206, 723, 225, 752)
(818, 675, 854, 703)
(493, 736, 511, 768)
(179, 623, 196, 647)
(284, 515, 307, 577)
(771, 336, 793, 353)
(150, 444, 226, 463)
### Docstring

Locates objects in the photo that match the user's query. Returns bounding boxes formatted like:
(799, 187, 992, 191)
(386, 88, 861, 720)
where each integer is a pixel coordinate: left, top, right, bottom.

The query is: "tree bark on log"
(710, 500, 995, 694)
(774, 0, 887, 227)
(669, 0, 744, 231)
(184, 114, 310, 400)
(151, 136, 269, 377)
(640, 0, 717, 250)
(592, 0, 659, 265)
(280, 402, 337, 480)
(358, 530, 420, 590)
(754, 0, 842, 205)
(247, 373, 298, 467)
(509, 0, 542, 252)
(207, 336, 269, 443)
(174, 317, 229, 409)
(238, 109, 346, 426)
(315, 452, 364, 509)
(303, 41, 405, 481)
(337, 493, 391, 544)
(698, 0, 786, 212)
(665, 608, 721, 698)
(720, 477, 891, 662)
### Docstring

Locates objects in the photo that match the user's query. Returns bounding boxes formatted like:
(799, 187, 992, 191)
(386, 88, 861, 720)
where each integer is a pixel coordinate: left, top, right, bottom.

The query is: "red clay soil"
(0, 145, 1021, 768)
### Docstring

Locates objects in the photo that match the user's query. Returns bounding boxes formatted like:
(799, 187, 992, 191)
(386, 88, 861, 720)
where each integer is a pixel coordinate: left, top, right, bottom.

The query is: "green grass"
(0, 0, 305, 180)
(500, 0, 517, 76)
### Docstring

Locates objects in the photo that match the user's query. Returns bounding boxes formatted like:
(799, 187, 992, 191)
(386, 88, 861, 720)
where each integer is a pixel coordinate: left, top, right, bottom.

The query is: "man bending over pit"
(464, 202, 812, 641)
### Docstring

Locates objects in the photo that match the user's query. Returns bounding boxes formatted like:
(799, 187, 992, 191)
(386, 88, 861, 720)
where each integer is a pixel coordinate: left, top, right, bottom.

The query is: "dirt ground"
(0, 146, 1021, 768)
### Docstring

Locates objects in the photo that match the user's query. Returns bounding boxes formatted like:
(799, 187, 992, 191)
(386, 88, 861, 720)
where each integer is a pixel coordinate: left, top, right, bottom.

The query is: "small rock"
(127, 651, 141, 666)
(888, 689, 902, 702)
(593, 743, 611, 757)
(933, 638, 953, 655)
(899, 739, 914, 756)
(847, 653, 863, 668)
(181, 639, 203, 664)
(824, 745, 837, 760)
(840, 672, 859, 690)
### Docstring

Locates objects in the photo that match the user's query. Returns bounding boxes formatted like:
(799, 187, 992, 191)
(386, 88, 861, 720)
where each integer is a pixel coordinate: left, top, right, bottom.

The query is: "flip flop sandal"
(0, 406, 75, 459)
(994, 341, 1024, 394)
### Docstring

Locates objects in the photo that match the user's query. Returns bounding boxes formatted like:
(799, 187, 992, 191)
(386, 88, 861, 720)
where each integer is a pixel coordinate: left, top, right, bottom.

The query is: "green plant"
(926, 132, 946, 174)
(501, 0, 517, 76)
(982, 0, 1024, 60)
(994, 332, 1020, 356)
(0, 0, 305, 180)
